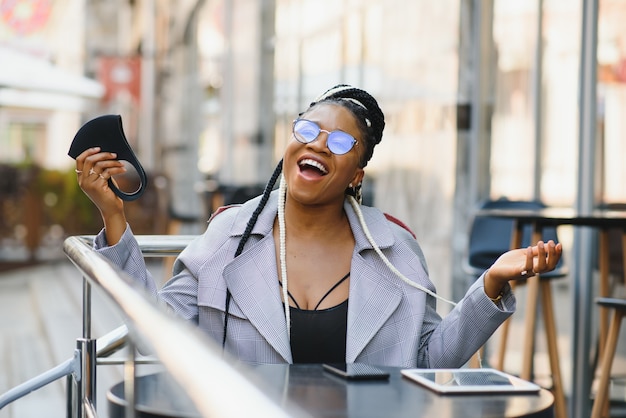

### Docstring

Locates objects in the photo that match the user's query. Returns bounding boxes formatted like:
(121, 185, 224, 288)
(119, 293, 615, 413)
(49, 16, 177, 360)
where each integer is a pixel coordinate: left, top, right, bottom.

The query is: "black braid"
(222, 159, 284, 349)
(234, 159, 284, 257)
(308, 84, 385, 167)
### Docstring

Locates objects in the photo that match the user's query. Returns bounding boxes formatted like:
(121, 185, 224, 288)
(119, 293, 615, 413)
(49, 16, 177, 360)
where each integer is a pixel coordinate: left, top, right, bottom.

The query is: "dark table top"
(108, 365, 555, 418)
(475, 207, 626, 228)
(248, 364, 555, 418)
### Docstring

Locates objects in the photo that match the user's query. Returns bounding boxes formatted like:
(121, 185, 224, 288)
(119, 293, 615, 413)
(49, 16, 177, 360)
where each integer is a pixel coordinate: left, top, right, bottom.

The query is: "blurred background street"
(1, 0, 626, 417)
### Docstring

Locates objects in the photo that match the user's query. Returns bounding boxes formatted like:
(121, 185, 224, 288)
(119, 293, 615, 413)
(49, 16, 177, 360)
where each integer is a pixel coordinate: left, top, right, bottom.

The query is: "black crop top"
(290, 300, 348, 363)
(283, 273, 350, 363)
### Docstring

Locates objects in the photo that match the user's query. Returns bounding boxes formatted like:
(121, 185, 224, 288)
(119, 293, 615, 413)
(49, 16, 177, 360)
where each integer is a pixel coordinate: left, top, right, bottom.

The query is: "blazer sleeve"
(93, 223, 202, 323)
(420, 273, 515, 367)
(93, 205, 244, 327)
(93, 224, 159, 297)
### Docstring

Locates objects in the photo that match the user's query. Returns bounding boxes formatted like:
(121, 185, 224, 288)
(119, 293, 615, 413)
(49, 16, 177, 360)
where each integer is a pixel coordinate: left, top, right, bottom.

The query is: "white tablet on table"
(401, 368, 541, 394)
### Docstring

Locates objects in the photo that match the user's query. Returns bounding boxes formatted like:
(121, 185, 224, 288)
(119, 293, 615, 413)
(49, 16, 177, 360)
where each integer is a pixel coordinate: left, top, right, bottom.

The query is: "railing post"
(77, 338, 96, 418)
(124, 341, 136, 418)
(80, 276, 96, 417)
(66, 373, 77, 418)
(83, 277, 92, 340)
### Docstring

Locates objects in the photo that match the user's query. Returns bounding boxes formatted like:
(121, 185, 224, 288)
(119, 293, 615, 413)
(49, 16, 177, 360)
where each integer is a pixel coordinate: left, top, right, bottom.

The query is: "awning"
(0, 46, 104, 110)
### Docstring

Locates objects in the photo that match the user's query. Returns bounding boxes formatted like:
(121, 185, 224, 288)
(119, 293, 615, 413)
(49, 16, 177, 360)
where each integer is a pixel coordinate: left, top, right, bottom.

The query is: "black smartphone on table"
(323, 363, 390, 380)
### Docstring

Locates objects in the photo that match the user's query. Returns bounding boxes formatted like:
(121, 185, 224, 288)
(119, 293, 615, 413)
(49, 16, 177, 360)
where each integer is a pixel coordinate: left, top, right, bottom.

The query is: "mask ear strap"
(68, 115, 148, 201)
(107, 117, 147, 201)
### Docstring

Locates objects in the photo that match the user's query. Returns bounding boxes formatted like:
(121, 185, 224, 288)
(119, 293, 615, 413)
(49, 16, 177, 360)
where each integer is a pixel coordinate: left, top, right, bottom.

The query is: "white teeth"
(299, 158, 328, 174)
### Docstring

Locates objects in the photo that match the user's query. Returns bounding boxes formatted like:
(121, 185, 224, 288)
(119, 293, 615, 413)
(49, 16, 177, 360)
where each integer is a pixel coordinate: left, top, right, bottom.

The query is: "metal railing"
(0, 235, 294, 417)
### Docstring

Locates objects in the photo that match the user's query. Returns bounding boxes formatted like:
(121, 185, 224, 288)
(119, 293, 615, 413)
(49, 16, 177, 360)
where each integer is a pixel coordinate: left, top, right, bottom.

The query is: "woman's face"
(283, 103, 365, 207)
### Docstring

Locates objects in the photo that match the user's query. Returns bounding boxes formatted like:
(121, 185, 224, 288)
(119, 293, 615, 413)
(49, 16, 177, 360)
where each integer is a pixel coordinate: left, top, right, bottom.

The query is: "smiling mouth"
(298, 158, 328, 176)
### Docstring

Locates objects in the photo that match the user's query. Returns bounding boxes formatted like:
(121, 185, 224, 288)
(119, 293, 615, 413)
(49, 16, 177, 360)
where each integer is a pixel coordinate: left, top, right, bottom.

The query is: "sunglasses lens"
(293, 119, 357, 155)
(327, 132, 356, 155)
(293, 120, 319, 143)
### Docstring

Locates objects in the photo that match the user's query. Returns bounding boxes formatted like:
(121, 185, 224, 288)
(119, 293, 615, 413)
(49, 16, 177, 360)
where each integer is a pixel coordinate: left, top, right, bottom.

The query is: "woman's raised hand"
(484, 240, 563, 298)
(76, 147, 127, 245)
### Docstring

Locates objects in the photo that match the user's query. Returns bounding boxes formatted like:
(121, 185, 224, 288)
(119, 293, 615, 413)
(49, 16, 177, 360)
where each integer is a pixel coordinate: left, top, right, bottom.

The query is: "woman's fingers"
(74, 147, 127, 239)
(520, 246, 535, 278)
(75, 147, 101, 173)
(546, 241, 563, 270)
(530, 240, 562, 275)
(84, 151, 119, 173)
(76, 147, 122, 174)
(76, 148, 125, 185)
(535, 241, 548, 272)
(75, 147, 127, 215)
(490, 240, 563, 286)
(87, 160, 125, 179)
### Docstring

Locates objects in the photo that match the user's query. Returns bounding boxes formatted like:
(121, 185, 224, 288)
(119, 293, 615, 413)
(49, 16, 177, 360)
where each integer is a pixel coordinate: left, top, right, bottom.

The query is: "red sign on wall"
(97, 56, 141, 104)
(615, 58, 626, 83)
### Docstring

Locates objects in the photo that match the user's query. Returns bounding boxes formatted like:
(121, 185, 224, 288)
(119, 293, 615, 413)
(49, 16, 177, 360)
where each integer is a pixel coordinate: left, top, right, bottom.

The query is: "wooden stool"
(591, 297, 626, 418)
(464, 199, 568, 418)
(496, 274, 567, 418)
(497, 225, 568, 418)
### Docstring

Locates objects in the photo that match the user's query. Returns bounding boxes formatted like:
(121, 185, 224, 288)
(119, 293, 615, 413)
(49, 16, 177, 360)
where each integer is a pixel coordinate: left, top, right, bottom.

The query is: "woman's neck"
(283, 197, 350, 238)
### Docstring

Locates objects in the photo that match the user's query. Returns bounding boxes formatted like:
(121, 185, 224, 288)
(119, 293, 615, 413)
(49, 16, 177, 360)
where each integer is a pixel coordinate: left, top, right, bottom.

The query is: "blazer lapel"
(344, 203, 404, 363)
(223, 233, 293, 363)
(345, 256, 403, 363)
(220, 193, 406, 364)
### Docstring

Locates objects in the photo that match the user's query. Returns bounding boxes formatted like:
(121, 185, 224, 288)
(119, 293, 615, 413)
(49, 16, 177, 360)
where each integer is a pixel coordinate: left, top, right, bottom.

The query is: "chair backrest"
(465, 198, 566, 277)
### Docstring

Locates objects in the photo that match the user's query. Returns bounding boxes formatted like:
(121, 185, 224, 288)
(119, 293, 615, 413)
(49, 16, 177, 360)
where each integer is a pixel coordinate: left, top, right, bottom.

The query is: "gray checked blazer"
(95, 190, 515, 367)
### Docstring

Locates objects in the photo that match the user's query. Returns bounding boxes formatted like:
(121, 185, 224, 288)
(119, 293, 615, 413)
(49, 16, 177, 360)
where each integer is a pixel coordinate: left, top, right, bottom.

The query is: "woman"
(75, 84, 562, 367)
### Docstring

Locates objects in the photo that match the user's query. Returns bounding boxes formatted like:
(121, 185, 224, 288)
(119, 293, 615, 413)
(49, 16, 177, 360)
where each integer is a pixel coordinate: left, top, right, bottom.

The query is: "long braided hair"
(222, 84, 385, 349)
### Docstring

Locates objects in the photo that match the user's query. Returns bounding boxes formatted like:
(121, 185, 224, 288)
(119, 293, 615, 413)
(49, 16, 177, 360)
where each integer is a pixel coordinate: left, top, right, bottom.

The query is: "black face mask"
(68, 114, 147, 201)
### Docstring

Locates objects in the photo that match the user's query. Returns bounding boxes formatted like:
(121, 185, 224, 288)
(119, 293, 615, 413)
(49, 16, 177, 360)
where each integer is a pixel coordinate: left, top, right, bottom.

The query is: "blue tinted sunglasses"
(292, 119, 358, 155)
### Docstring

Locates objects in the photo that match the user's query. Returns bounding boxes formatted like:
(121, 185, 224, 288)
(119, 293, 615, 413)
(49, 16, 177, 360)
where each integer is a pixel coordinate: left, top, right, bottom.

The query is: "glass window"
(598, 0, 626, 203)
(0, 122, 46, 165)
(491, 0, 626, 205)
